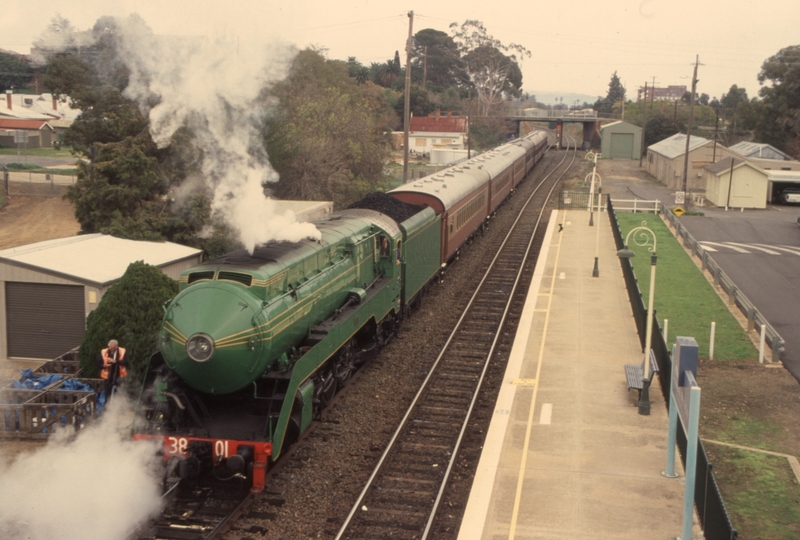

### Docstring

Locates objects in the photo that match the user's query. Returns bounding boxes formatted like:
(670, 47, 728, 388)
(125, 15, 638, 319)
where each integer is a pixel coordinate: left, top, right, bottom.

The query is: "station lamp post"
(617, 222, 657, 415)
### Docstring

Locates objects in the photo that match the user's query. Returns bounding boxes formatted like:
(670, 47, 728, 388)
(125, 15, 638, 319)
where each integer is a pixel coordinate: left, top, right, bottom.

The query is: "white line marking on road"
(725, 242, 781, 255)
(559, 272, 566, 280)
(700, 241, 751, 253)
(539, 403, 552, 425)
(699, 243, 718, 252)
(764, 244, 800, 256)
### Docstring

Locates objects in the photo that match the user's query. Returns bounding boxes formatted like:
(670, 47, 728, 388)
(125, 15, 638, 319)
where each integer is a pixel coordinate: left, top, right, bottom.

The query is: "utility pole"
(402, 10, 414, 184)
(649, 76, 656, 113)
(639, 82, 648, 168)
(681, 55, 700, 198)
(422, 46, 428, 91)
(712, 110, 719, 162)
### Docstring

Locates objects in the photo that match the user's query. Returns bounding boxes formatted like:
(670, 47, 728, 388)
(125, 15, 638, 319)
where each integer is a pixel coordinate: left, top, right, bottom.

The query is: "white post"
(759, 325, 766, 364)
(709, 322, 716, 361)
(633, 199, 638, 213)
(663, 319, 669, 346)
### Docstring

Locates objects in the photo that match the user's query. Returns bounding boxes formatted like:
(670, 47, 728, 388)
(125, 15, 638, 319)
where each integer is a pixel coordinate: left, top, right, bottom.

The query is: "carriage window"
(396, 240, 402, 263)
(380, 236, 390, 258)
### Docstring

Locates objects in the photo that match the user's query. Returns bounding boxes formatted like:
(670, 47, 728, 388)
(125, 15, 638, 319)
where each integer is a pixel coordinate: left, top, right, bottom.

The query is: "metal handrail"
(511, 108, 598, 119)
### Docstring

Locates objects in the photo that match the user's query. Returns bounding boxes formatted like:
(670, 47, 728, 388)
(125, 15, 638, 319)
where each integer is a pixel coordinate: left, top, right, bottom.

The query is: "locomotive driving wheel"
(334, 341, 355, 387)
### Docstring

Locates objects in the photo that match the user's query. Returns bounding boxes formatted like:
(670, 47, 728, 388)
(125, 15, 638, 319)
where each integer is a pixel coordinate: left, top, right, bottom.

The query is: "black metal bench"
(624, 350, 659, 399)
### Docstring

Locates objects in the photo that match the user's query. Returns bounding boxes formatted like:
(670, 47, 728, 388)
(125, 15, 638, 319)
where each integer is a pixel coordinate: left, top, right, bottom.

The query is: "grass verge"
(615, 213, 755, 361)
(0, 146, 78, 158)
(704, 444, 800, 540)
(616, 211, 800, 539)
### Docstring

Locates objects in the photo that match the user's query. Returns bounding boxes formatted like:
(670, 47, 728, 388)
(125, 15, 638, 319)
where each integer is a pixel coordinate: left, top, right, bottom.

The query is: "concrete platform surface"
(458, 209, 703, 540)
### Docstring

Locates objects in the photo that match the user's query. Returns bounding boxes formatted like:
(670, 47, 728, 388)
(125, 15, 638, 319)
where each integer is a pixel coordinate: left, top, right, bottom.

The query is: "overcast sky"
(2, 0, 798, 104)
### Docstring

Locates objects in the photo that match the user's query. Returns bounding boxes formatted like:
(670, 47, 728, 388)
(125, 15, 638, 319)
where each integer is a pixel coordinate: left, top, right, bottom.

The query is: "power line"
(303, 14, 405, 31)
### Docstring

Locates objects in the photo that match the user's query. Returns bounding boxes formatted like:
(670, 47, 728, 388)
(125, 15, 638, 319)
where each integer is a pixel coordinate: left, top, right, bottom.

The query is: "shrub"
(79, 261, 178, 388)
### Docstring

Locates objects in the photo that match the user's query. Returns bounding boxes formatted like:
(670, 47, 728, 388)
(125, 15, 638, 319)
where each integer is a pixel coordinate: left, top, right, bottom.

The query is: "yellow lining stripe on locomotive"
(264, 270, 286, 286)
(196, 244, 376, 347)
(163, 321, 188, 345)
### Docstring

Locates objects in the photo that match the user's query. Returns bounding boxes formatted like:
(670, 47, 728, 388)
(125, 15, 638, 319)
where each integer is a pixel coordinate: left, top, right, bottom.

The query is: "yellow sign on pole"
(673, 206, 686, 217)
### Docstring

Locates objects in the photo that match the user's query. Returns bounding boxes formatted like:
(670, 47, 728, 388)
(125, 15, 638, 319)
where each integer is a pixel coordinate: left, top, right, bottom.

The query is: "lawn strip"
(704, 444, 800, 540)
(615, 213, 755, 360)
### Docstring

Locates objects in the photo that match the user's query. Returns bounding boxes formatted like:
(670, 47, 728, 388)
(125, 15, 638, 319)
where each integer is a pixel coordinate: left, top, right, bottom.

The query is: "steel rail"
(422, 136, 577, 538)
(335, 134, 577, 539)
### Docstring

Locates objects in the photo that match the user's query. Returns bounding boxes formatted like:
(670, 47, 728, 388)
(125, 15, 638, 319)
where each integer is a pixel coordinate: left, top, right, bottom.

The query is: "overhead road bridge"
(500, 109, 613, 150)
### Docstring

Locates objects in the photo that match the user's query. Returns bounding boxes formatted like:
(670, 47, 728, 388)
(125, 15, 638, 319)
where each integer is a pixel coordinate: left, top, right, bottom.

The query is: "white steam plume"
(115, 19, 320, 252)
(0, 397, 162, 540)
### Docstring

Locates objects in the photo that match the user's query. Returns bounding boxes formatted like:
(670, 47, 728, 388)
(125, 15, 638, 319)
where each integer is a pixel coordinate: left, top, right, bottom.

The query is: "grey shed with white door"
(600, 121, 642, 160)
(0, 234, 202, 364)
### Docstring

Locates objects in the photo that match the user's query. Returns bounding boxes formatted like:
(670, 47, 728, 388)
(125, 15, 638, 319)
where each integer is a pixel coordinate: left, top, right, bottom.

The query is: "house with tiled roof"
(0, 91, 81, 142)
(404, 110, 468, 155)
(0, 117, 56, 148)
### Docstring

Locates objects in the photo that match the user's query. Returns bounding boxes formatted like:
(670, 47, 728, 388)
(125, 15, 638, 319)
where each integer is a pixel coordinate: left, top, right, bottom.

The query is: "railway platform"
(458, 208, 703, 540)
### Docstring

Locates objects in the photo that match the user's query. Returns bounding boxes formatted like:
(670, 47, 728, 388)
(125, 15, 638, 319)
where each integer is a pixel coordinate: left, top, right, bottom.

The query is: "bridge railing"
(512, 109, 598, 119)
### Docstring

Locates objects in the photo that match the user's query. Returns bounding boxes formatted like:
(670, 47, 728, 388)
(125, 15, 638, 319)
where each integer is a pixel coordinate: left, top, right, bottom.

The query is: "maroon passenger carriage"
(389, 130, 548, 266)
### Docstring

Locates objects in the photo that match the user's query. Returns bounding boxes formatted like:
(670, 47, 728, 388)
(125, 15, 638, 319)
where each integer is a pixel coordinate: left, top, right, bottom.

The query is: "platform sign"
(664, 336, 701, 540)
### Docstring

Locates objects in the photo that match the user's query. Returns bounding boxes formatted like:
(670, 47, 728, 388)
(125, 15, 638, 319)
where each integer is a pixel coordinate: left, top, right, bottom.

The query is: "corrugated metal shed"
(0, 234, 201, 287)
(729, 142, 791, 161)
(0, 235, 202, 362)
(648, 133, 710, 159)
(599, 121, 642, 159)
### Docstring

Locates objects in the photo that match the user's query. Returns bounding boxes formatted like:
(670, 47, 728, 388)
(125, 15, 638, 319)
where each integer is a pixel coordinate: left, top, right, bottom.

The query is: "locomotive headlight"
(186, 333, 215, 362)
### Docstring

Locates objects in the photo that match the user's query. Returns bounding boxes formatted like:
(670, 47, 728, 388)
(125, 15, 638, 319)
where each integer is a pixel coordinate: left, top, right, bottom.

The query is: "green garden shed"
(600, 121, 642, 160)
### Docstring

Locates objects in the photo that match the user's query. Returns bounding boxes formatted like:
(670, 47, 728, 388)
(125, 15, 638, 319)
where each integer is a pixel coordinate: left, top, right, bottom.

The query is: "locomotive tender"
(132, 130, 549, 492)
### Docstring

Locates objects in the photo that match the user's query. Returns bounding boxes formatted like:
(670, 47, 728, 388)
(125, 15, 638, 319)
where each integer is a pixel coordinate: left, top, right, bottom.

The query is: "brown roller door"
(6, 282, 85, 359)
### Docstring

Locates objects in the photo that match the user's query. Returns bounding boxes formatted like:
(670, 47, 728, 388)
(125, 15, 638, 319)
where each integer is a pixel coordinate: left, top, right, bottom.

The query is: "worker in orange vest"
(99, 339, 129, 399)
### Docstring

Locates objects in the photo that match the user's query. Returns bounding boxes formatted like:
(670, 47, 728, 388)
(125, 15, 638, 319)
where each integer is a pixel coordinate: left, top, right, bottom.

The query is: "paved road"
(597, 160, 800, 383)
(680, 209, 800, 380)
(0, 155, 79, 168)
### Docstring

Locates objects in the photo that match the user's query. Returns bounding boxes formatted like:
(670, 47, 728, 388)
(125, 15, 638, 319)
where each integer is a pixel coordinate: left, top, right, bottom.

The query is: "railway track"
(134, 482, 252, 540)
(131, 133, 576, 540)
(334, 136, 578, 540)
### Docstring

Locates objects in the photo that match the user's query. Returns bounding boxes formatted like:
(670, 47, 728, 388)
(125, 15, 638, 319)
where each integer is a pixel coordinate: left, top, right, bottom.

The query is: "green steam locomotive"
(132, 131, 548, 492)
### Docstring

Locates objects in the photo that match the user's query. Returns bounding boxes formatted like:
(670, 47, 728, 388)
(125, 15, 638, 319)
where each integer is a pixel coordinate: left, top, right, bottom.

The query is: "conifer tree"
(79, 261, 178, 388)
